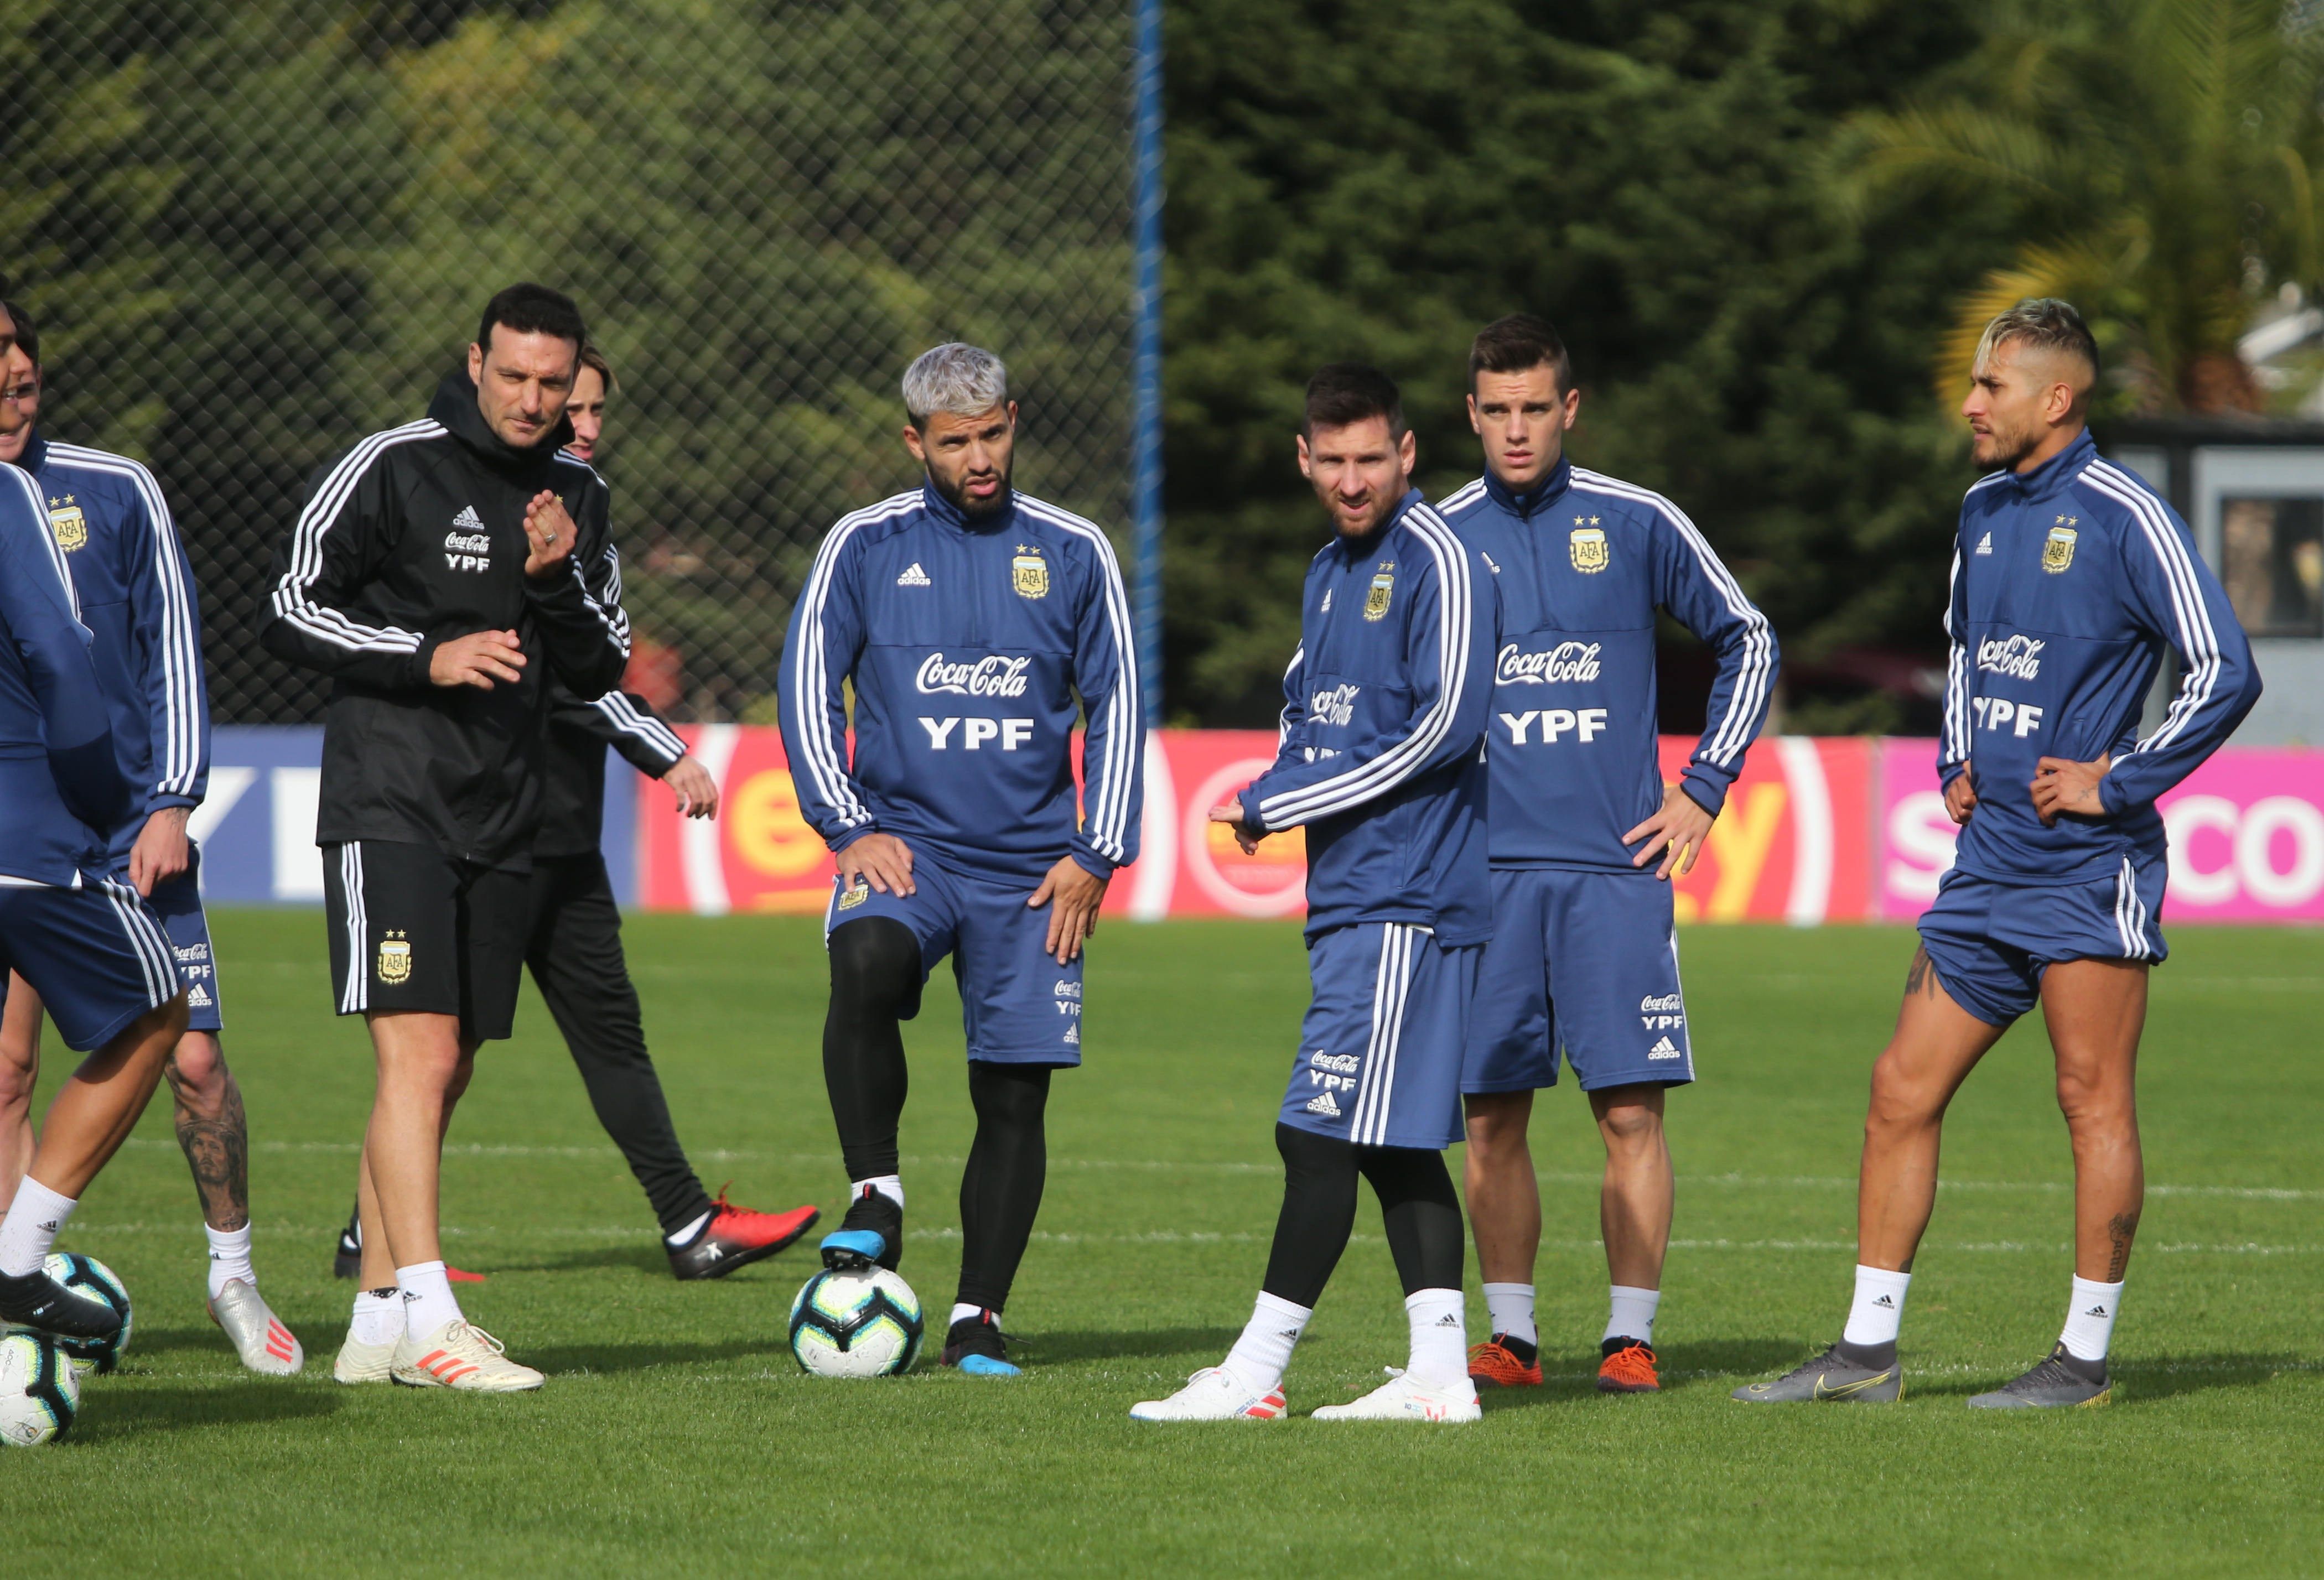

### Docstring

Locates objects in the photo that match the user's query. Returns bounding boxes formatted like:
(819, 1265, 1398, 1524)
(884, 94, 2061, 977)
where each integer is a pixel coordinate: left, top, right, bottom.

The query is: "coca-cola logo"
(1497, 641, 1602, 685)
(1975, 634, 2043, 680)
(1310, 683, 1360, 726)
(915, 652, 1032, 698)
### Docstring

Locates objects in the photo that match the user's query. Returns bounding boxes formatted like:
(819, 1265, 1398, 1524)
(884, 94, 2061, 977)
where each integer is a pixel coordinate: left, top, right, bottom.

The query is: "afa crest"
(1012, 546, 1049, 599)
(376, 931, 412, 985)
(836, 877, 870, 912)
(48, 502, 87, 553)
(1570, 527, 1608, 574)
(1363, 563, 1395, 621)
(2043, 524, 2078, 574)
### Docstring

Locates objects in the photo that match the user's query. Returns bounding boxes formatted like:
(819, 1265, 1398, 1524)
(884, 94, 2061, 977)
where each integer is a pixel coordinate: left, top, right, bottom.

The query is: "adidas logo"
(452, 505, 485, 533)
(1435, 1314, 1461, 1327)
(2086, 1304, 2108, 1318)
(1305, 1090, 1341, 1118)
(189, 984, 212, 1007)
(1975, 531, 1993, 556)
(1647, 1036, 1682, 1061)
(896, 562, 931, 586)
(1874, 1294, 1896, 1308)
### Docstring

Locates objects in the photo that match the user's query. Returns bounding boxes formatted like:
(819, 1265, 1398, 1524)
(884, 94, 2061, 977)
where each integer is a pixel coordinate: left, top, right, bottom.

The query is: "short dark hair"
(1469, 313, 1570, 396)
(475, 283, 587, 360)
(578, 341, 617, 394)
(1977, 298, 2099, 384)
(1304, 363, 1404, 439)
(1, 298, 39, 368)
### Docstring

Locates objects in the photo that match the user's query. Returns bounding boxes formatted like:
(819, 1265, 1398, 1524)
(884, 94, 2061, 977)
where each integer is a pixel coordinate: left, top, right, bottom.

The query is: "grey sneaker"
(207, 1278, 305, 1376)
(1968, 1345, 2110, 1410)
(1732, 1342, 1903, 1403)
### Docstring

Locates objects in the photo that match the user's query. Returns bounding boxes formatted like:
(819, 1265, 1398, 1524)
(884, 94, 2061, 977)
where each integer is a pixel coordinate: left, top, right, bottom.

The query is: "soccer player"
(260, 283, 630, 1392)
(1437, 315, 1776, 1393)
(0, 300, 303, 1374)
(1736, 299, 2260, 1410)
(326, 341, 819, 1281)
(778, 342, 1142, 1377)
(1131, 364, 1494, 1423)
(0, 332, 188, 1343)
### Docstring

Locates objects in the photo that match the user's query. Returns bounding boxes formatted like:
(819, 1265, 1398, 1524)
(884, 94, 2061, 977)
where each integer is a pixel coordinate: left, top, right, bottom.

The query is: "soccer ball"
(788, 1267, 923, 1378)
(43, 1252, 131, 1376)
(0, 1329, 81, 1446)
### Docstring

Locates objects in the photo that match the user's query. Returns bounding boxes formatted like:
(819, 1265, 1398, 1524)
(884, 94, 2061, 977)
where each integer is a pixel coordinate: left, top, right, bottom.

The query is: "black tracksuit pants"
(527, 853, 714, 1236)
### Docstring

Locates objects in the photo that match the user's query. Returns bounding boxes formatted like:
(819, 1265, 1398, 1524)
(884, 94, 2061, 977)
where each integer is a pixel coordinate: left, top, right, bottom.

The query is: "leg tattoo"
(1903, 945, 1939, 1000)
(173, 1063, 251, 1233)
(2105, 1210, 2139, 1282)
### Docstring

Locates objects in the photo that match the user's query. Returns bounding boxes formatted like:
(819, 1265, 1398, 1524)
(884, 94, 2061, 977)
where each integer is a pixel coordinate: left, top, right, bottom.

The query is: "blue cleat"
(941, 1308, 1019, 1375)
(956, 1353, 1021, 1378)
(818, 1186, 902, 1271)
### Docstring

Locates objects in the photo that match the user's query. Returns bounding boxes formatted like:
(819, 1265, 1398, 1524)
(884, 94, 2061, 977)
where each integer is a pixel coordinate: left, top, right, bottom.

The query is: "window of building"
(2220, 496, 2324, 637)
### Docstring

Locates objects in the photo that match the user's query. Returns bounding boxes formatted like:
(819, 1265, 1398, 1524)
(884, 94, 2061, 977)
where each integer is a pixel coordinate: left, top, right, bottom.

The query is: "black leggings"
(824, 917, 1054, 1313)
(1261, 1122, 1462, 1308)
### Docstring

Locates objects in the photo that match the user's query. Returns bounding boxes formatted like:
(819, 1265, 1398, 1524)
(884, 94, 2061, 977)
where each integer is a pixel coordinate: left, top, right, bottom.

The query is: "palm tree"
(1831, 0, 2324, 413)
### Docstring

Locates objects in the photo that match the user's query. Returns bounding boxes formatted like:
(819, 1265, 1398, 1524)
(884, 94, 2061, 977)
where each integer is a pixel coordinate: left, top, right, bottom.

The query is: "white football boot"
(208, 1279, 305, 1376)
(1129, 1366, 1287, 1421)
(392, 1319, 544, 1392)
(333, 1327, 397, 1385)
(1311, 1367, 1481, 1423)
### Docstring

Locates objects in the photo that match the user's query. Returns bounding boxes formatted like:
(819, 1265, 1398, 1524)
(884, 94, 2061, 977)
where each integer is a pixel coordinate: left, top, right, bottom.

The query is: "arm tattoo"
(174, 1072, 251, 1233)
(1903, 945, 1938, 999)
(2105, 1210, 2139, 1282)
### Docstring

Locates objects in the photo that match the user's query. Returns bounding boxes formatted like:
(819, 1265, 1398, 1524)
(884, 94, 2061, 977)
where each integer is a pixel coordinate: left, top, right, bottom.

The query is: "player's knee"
(1461, 1092, 1529, 1158)
(967, 1059, 1051, 1129)
(163, 1033, 231, 1115)
(1865, 1053, 1941, 1132)
(829, 918, 922, 1018)
(2053, 1067, 2133, 1132)
(1596, 1095, 1663, 1152)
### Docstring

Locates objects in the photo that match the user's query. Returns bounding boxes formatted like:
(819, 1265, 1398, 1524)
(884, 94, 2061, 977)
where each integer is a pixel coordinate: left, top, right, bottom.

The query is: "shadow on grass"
(2093, 1352, 2306, 1403)
(69, 1384, 342, 1443)
(1010, 1326, 1244, 1364)
(526, 1337, 785, 1375)
(1473, 1339, 1813, 1410)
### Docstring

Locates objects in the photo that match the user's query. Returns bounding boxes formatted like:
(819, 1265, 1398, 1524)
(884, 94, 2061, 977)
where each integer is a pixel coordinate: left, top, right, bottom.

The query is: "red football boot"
(1597, 1337, 1660, 1392)
(1467, 1333, 1544, 1388)
(668, 1188, 821, 1281)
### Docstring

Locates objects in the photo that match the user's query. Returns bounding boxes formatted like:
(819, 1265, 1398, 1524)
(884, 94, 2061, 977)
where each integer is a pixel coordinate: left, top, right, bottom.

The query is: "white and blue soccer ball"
(788, 1267, 924, 1378)
(0, 1329, 81, 1447)
(43, 1252, 131, 1376)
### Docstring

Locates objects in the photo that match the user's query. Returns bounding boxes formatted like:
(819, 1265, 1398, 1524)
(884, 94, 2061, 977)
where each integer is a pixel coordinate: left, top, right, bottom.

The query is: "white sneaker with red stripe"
(333, 1329, 397, 1385)
(208, 1279, 305, 1376)
(392, 1320, 543, 1392)
(1128, 1366, 1287, 1421)
(1311, 1367, 1481, 1423)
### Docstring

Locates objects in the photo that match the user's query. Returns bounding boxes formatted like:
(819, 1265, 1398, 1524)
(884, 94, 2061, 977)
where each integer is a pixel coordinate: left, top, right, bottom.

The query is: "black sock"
(823, 918, 921, 1183)
(1354, 1145, 1464, 1297)
(1260, 1123, 1361, 1308)
(954, 1061, 1052, 1311)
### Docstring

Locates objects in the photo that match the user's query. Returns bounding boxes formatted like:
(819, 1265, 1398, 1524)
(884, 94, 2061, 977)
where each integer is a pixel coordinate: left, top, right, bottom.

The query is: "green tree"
(1834, 0, 2324, 413)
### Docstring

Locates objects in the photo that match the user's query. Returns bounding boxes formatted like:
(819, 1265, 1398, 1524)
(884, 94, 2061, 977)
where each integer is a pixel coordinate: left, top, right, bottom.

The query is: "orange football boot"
(1597, 1338, 1659, 1392)
(1467, 1334, 1544, 1388)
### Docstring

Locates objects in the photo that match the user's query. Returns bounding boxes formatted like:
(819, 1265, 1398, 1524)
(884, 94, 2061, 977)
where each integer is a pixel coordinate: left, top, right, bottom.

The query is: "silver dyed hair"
(902, 342, 1009, 424)
(1973, 298, 2099, 383)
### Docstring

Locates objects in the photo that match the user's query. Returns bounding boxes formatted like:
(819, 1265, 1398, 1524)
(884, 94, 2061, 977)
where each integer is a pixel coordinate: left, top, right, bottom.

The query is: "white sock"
(948, 1302, 1000, 1331)
(1841, 1264, 1912, 1347)
(1221, 1291, 1310, 1394)
(351, 1287, 404, 1346)
(205, 1224, 256, 1298)
(2059, 1276, 2125, 1363)
(1404, 1287, 1469, 1390)
(1605, 1285, 1662, 1345)
(396, 1261, 463, 1339)
(0, 1178, 76, 1277)
(1482, 1282, 1537, 1347)
(853, 1175, 904, 1210)
(664, 1209, 713, 1248)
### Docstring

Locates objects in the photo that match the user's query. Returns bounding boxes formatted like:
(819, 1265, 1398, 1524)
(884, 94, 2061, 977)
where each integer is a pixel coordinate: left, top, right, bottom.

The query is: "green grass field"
(10, 912, 2321, 1576)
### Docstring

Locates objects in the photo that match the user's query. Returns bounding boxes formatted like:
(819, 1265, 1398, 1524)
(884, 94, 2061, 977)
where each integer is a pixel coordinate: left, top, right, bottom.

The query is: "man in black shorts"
(260, 283, 629, 1391)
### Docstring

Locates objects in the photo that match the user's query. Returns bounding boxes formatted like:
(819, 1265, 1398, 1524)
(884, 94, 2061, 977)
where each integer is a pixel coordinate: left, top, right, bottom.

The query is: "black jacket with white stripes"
(258, 371, 630, 869)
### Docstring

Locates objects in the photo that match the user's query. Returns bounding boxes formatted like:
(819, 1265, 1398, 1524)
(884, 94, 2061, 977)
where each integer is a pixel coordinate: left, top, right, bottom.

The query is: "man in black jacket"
(260, 283, 628, 1392)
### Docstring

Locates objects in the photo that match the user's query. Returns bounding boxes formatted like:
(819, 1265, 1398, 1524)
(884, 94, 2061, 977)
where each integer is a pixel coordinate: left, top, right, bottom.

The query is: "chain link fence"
(5, 0, 1134, 723)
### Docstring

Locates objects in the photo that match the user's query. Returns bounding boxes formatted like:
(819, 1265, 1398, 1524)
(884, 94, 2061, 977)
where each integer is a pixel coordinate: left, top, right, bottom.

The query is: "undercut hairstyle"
(579, 341, 617, 394)
(1303, 362, 1405, 439)
(902, 342, 1009, 425)
(1976, 298, 2099, 386)
(1, 299, 38, 368)
(475, 282, 588, 359)
(1469, 313, 1570, 397)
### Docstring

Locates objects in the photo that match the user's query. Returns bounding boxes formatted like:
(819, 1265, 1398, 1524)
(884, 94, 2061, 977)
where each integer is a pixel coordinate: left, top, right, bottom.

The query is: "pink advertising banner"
(1876, 739, 2324, 922)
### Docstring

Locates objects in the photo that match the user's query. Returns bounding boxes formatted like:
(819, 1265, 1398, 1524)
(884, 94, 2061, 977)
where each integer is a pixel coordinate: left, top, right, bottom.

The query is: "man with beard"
(1736, 299, 2260, 1410)
(778, 342, 1142, 1376)
(260, 283, 629, 1391)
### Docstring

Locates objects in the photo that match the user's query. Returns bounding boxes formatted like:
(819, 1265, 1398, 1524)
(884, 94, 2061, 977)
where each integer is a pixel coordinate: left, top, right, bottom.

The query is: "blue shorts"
(0, 877, 180, 1052)
(1918, 855, 2167, 1027)
(1279, 922, 1480, 1151)
(1463, 867, 1694, 1094)
(149, 847, 222, 1033)
(824, 856, 1082, 1065)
